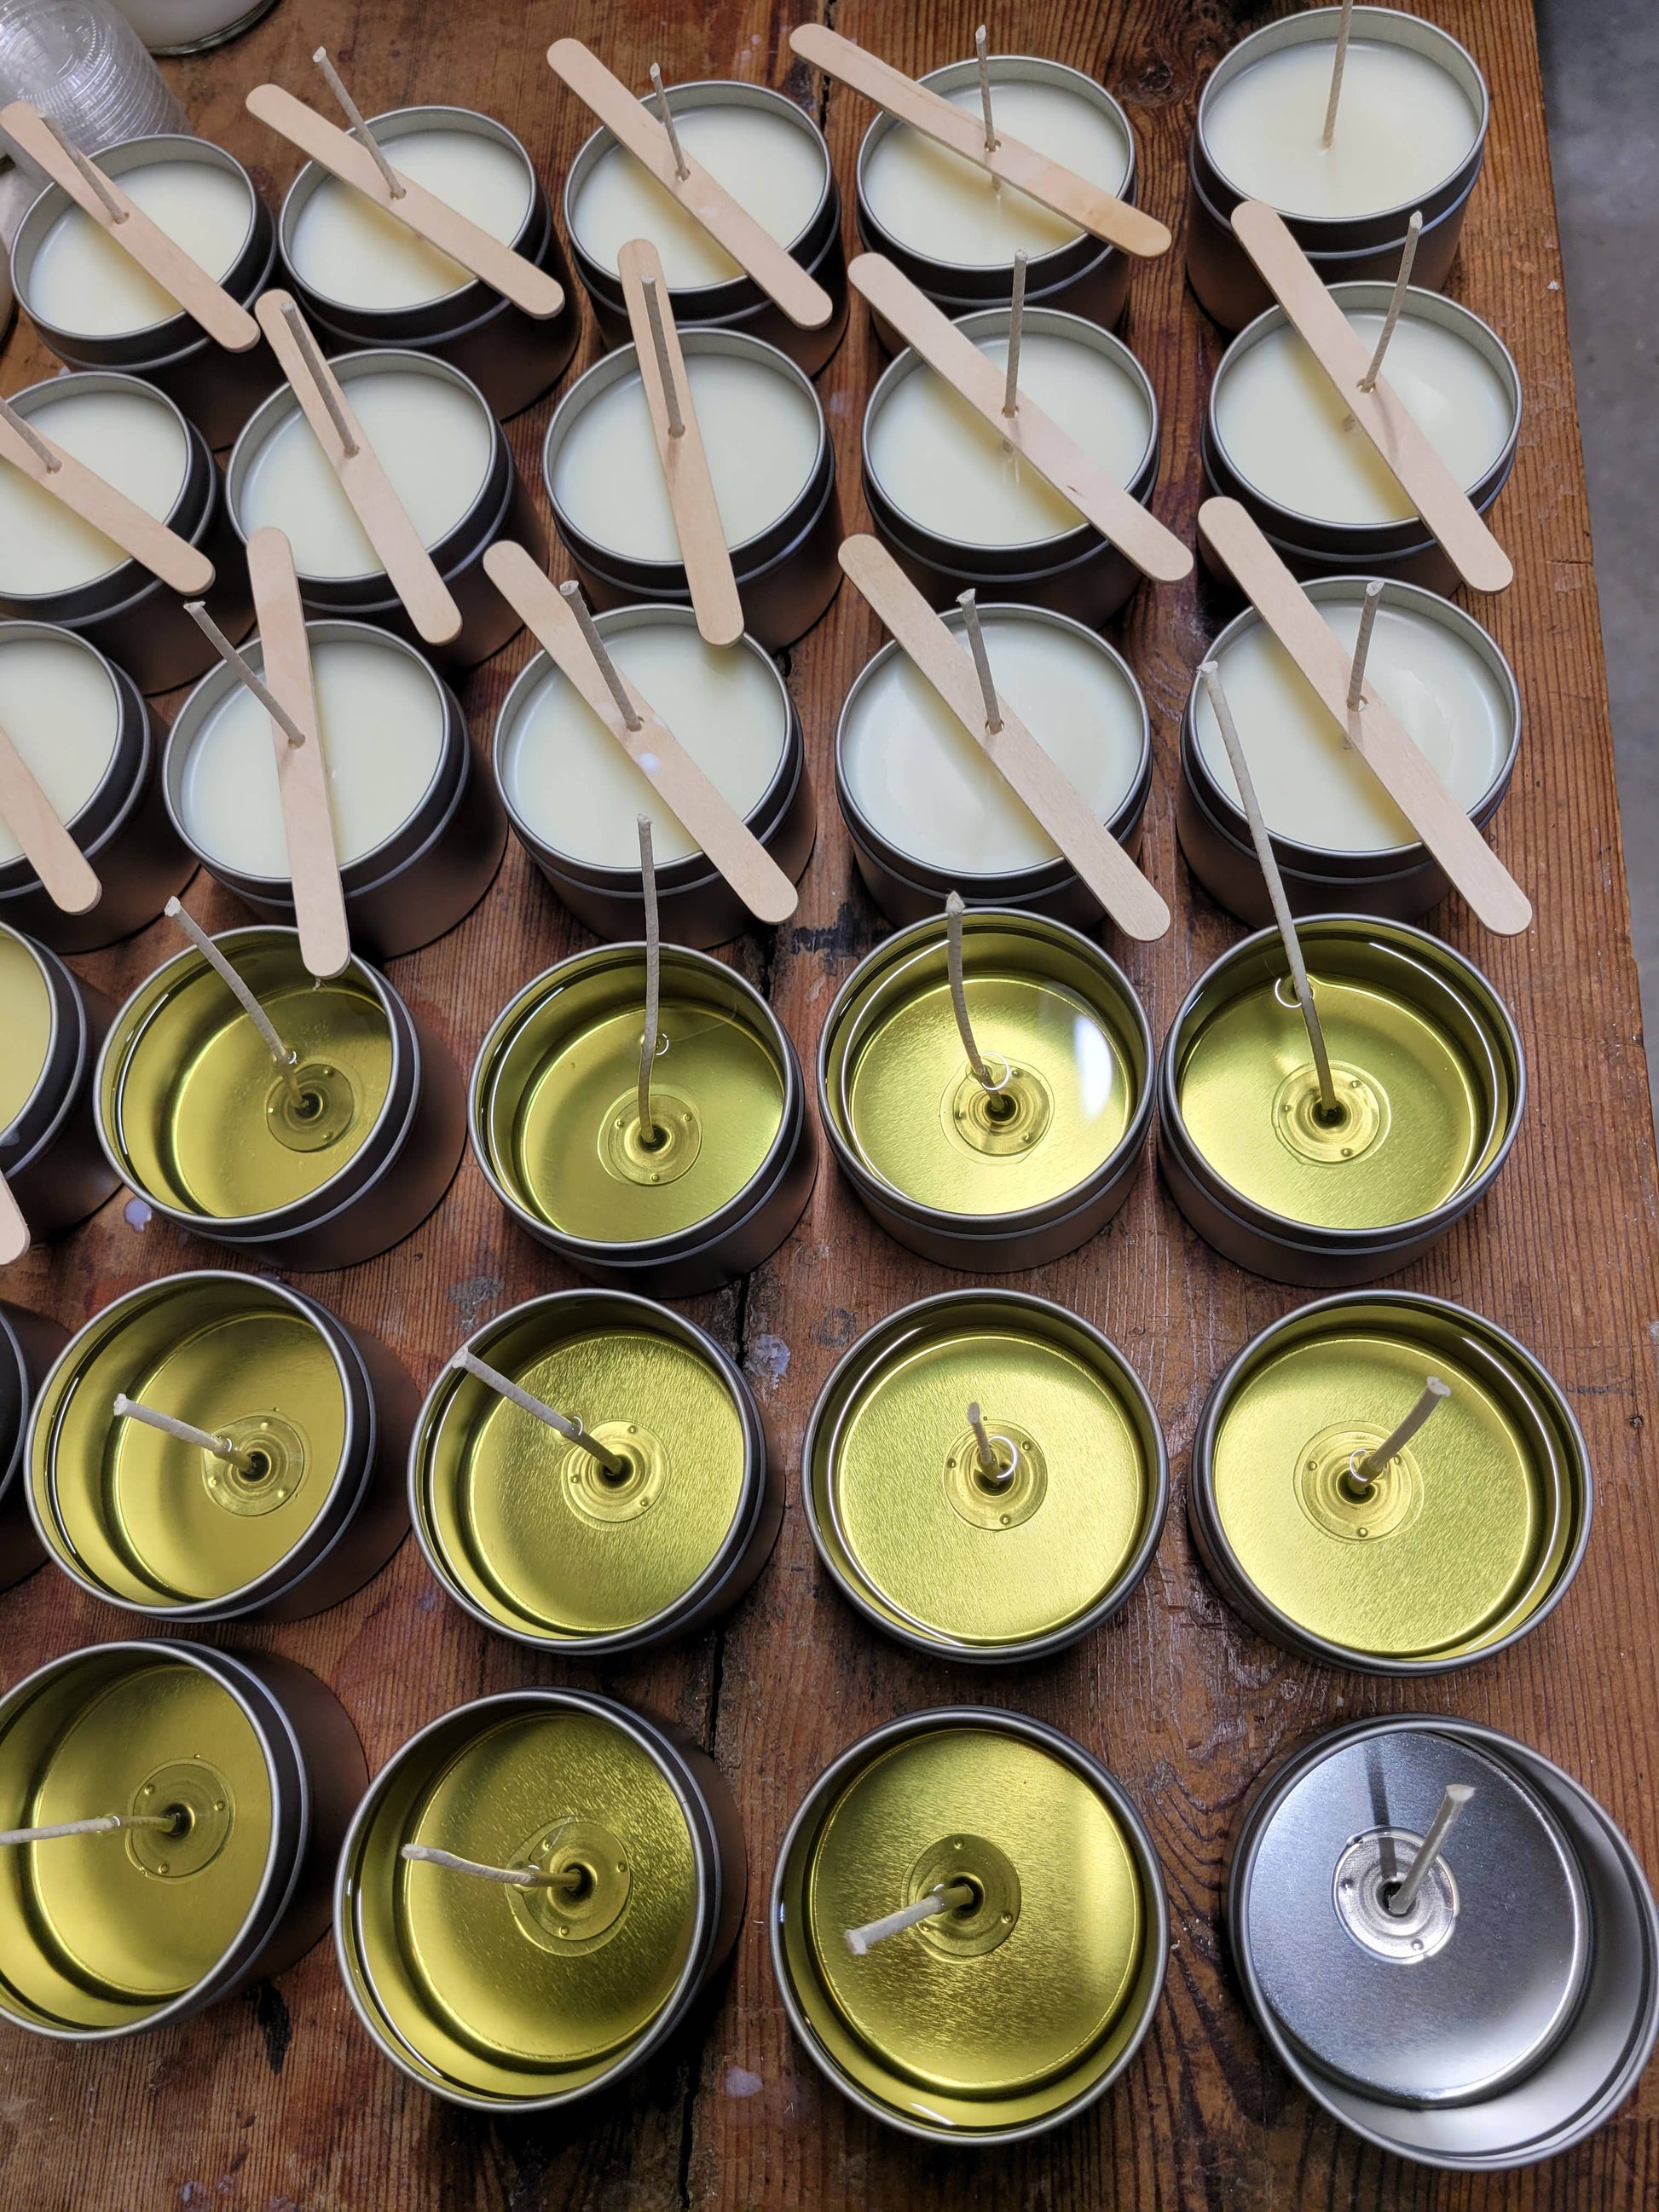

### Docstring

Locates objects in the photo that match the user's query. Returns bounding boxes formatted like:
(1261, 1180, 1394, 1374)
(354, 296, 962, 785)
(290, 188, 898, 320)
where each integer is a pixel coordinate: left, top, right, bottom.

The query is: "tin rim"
(0, 621, 149, 897)
(0, 1306, 32, 1518)
(0, 921, 64, 1159)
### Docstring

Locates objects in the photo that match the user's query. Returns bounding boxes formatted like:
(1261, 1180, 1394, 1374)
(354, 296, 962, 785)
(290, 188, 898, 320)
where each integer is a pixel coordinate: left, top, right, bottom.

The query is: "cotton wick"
(945, 891, 1010, 1099)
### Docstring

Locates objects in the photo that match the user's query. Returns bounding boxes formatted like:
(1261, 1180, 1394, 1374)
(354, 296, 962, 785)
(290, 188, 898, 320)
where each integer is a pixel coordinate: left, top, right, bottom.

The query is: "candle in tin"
(772, 1708, 1167, 2141)
(0, 1301, 64, 1590)
(335, 1688, 743, 2109)
(0, 921, 119, 1241)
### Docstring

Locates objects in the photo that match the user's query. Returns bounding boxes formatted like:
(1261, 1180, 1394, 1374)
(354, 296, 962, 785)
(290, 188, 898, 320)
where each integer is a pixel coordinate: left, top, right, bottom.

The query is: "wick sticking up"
(846, 1881, 976, 1955)
(281, 302, 359, 457)
(650, 63, 691, 181)
(1345, 580, 1385, 716)
(1002, 251, 1027, 419)
(1347, 1376, 1452, 1494)
(1386, 1782, 1474, 1917)
(559, 579, 643, 731)
(640, 275, 685, 437)
(45, 118, 126, 222)
(450, 1348, 628, 1477)
(957, 591, 1003, 734)
(1320, 0, 1356, 150)
(966, 1401, 1011, 1486)
(945, 891, 1011, 1099)
(184, 601, 308, 749)
(113, 1391, 260, 1474)
(974, 26, 997, 154)
(163, 898, 303, 1106)
(314, 46, 406, 199)
(637, 816, 665, 1156)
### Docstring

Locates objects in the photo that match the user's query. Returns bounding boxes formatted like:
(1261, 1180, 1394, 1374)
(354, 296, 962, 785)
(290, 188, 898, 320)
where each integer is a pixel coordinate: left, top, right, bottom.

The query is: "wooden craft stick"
(617, 238, 743, 648)
(849, 255, 1190, 586)
(0, 720, 101, 915)
(1198, 499, 1531, 934)
(0, 1176, 27, 1267)
(482, 541, 797, 927)
(839, 534, 1170, 940)
(546, 40, 833, 329)
(1228, 201, 1513, 595)
(0, 101, 260, 352)
(254, 291, 461, 647)
(0, 399, 214, 596)
(245, 84, 566, 321)
(790, 25, 1171, 259)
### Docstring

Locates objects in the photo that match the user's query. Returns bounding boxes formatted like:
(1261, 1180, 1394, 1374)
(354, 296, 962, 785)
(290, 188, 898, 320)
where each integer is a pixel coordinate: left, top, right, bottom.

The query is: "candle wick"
(974, 26, 997, 155)
(965, 1401, 1010, 1484)
(162, 898, 304, 1102)
(845, 1880, 976, 1956)
(399, 1841, 584, 1891)
(0, 394, 61, 474)
(559, 579, 644, 731)
(637, 814, 664, 1148)
(183, 600, 309, 750)
(113, 1391, 261, 1474)
(450, 1347, 629, 1478)
(945, 892, 1011, 1099)
(1001, 251, 1026, 419)
(0, 1811, 179, 1847)
(1347, 1376, 1452, 1493)
(650, 61, 691, 182)
(639, 274, 685, 438)
(314, 45, 406, 199)
(1356, 211, 1424, 397)
(1320, 0, 1356, 150)
(280, 301, 361, 459)
(1385, 1782, 1474, 1917)
(956, 590, 1003, 734)
(45, 117, 128, 223)
(1345, 579, 1385, 716)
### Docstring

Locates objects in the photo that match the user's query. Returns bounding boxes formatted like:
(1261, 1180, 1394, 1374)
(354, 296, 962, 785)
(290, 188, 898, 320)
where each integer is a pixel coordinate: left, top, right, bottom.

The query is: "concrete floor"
(1536, 0, 1659, 1106)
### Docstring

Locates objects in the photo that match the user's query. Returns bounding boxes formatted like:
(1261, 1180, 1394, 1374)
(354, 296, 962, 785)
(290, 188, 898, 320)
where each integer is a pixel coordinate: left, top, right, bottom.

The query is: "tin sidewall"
(0, 1303, 63, 1590)
(3, 939, 120, 1239)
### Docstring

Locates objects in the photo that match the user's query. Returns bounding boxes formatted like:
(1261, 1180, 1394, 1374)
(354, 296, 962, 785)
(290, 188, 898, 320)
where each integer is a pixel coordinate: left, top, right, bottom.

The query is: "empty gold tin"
(0, 921, 120, 1246)
(1159, 915, 1523, 1285)
(804, 1291, 1166, 1663)
(336, 1688, 745, 2111)
(0, 1302, 64, 1590)
(0, 1639, 366, 2041)
(95, 924, 465, 1271)
(29, 1271, 417, 1623)
(471, 944, 815, 1296)
(772, 1708, 1168, 2142)
(412, 1291, 780, 1655)
(818, 908, 1153, 1271)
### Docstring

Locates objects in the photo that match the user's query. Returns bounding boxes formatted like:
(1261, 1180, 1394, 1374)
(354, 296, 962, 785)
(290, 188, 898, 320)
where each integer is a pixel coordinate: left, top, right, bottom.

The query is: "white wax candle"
(866, 330, 1152, 546)
(0, 929, 51, 1130)
(177, 632, 447, 879)
(0, 630, 122, 867)
(289, 126, 534, 310)
(1213, 309, 1513, 526)
(1194, 598, 1509, 852)
(26, 158, 253, 338)
(863, 75, 1130, 263)
(551, 352, 819, 562)
(0, 384, 189, 595)
(237, 368, 495, 580)
(1205, 38, 1479, 220)
(842, 611, 1143, 874)
(569, 100, 826, 289)
(500, 619, 786, 866)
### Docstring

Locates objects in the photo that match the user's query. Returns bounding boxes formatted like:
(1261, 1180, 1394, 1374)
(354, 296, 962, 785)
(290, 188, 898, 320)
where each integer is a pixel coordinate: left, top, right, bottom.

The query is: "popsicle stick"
(254, 291, 461, 647)
(0, 101, 260, 352)
(838, 534, 1170, 939)
(790, 25, 1171, 260)
(246, 84, 565, 321)
(617, 239, 743, 648)
(1228, 201, 1513, 595)
(0, 719, 100, 915)
(0, 1179, 27, 1267)
(483, 543, 797, 927)
(850, 255, 1190, 586)
(0, 400, 214, 597)
(1198, 499, 1531, 934)
(547, 40, 833, 329)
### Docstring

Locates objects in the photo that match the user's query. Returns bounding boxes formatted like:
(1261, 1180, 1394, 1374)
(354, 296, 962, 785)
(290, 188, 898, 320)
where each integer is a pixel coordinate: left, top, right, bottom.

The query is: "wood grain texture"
(0, 2, 1653, 2207)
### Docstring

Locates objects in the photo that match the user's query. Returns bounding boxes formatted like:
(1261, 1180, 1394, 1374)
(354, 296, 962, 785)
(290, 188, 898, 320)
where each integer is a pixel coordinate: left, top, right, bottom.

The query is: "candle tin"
(564, 79, 847, 377)
(772, 1707, 1168, 2142)
(412, 1290, 779, 1655)
(835, 603, 1152, 929)
(280, 104, 580, 420)
(1202, 286, 1521, 594)
(1187, 8, 1490, 332)
(494, 605, 813, 948)
(862, 307, 1161, 629)
(1228, 1714, 1659, 2169)
(1190, 1292, 1589, 1674)
(335, 1687, 744, 2111)
(1178, 580, 1521, 926)
(0, 922, 119, 1240)
(9, 133, 280, 446)
(95, 923, 465, 1272)
(0, 373, 251, 696)
(855, 55, 1143, 340)
(471, 943, 815, 1297)
(226, 349, 546, 671)
(542, 331, 841, 652)
(0, 1637, 367, 2041)
(1158, 915, 1524, 1287)
(818, 907, 1153, 1273)
(164, 618, 505, 961)
(804, 1291, 1166, 1664)
(0, 1302, 65, 1590)
(28, 1270, 417, 1624)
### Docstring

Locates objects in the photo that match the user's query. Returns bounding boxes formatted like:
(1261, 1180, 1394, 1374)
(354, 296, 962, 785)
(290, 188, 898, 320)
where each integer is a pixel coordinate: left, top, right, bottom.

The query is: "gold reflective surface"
(0, 929, 51, 1134)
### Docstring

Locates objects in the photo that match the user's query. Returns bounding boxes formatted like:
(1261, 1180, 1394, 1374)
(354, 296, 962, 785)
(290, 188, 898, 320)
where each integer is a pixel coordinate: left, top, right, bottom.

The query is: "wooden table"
(2, 3, 1651, 2204)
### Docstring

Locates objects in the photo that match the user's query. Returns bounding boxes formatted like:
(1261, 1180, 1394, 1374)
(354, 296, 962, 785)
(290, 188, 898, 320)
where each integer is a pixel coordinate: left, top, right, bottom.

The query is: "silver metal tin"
(1187, 8, 1490, 331)
(163, 618, 504, 961)
(564, 78, 847, 377)
(543, 329, 841, 652)
(1177, 579, 1522, 925)
(95, 923, 466, 1273)
(334, 1686, 745, 2111)
(1229, 1714, 1659, 2169)
(27, 1270, 417, 1623)
(862, 307, 1160, 628)
(494, 604, 812, 948)
(0, 1301, 65, 1590)
(835, 601, 1152, 928)
(225, 349, 546, 671)
(0, 922, 119, 1241)
(0, 1637, 367, 2042)
(280, 104, 580, 420)
(1158, 915, 1525, 1287)
(855, 55, 1143, 344)
(0, 373, 251, 695)
(10, 133, 280, 446)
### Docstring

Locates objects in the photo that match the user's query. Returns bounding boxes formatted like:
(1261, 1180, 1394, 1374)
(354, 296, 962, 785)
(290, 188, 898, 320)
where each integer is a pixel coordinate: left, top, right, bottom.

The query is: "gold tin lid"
(773, 1709, 1167, 2140)
(805, 1291, 1165, 1660)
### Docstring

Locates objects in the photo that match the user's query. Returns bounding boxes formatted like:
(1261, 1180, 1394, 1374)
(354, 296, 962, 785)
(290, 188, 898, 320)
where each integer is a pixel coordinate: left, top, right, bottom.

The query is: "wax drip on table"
(945, 891, 1011, 1096)
(163, 898, 303, 1106)
(450, 1346, 629, 1477)
(113, 1390, 261, 1474)
(845, 1880, 976, 1956)
(313, 45, 405, 199)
